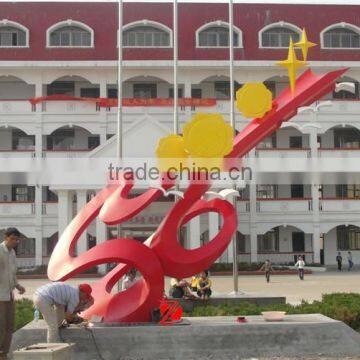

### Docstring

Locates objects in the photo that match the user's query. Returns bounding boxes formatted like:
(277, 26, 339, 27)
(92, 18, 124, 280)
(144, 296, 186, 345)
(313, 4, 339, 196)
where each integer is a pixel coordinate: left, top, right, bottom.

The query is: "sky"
(0, 0, 359, 4)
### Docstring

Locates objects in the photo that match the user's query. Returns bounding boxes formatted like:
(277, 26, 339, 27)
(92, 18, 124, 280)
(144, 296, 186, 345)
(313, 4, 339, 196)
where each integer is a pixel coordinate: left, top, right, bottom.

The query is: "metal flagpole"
(116, 0, 123, 288)
(229, 0, 239, 294)
(117, 0, 123, 160)
(173, 0, 179, 135)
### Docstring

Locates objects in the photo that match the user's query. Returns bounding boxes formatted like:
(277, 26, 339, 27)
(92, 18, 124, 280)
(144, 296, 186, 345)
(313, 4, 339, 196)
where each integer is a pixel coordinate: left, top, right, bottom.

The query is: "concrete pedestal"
(13, 343, 74, 360)
(11, 315, 360, 360)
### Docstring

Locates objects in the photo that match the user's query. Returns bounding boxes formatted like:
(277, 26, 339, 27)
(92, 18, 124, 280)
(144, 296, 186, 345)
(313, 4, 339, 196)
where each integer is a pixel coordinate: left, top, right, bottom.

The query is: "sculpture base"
(11, 315, 360, 359)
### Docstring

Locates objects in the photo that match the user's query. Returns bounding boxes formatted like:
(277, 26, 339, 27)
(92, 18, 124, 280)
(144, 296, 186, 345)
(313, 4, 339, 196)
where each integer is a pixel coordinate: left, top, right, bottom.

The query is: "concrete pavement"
(15, 271, 360, 305)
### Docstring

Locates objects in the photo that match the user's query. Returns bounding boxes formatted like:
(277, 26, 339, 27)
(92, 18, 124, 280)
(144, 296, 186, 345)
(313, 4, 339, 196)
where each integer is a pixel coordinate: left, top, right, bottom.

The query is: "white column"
(34, 77, 43, 111)
(76, 190, 88, 254)
(249, 173, 258, 263)
(99, 80, 107, 98)
(309, 127, 321, 264)
(99, 124, 107, 145)
(250, 224, 258, 263)
(184, 77, 192, 120)
(188, 217, 201, 249)
(58, 190, 72, 238)
(35, 185, 43, 266)
(35, 124, 42, 158)
(313, 223, 321, 264)
(308, 126, 319, 158)
(96, 216, 107, 274)
(219, 216, 228, 262)
(209, 212, 220, 262)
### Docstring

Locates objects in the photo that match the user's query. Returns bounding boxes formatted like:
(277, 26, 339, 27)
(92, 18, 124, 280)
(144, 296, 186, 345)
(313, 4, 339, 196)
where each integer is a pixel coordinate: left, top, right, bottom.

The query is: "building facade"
(1, 2, 360, 269)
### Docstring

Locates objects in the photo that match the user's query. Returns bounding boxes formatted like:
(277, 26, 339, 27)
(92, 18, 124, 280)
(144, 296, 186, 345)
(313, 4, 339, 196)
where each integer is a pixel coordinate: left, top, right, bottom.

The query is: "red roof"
(0, 2, 359, 61)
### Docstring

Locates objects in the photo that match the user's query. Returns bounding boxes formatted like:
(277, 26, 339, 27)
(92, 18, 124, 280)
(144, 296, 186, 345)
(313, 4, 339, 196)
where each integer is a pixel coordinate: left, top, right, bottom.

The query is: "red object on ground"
(237, 316, 247, 323)
(159, 300, 183, 325)
(48, 68, 347, 323)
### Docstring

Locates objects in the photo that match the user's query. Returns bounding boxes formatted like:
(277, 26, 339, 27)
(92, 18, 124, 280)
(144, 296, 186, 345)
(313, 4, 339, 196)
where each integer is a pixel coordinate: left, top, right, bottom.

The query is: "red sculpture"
(48, 69, 346, 323)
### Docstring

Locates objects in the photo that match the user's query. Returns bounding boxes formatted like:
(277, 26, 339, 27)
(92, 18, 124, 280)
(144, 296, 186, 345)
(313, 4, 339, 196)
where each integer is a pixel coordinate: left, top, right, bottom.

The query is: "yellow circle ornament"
(156, 134, 189, 172)
(183, 113, 233, 158)
(236, 83, 273, 119)
(156, 134, 188, 158)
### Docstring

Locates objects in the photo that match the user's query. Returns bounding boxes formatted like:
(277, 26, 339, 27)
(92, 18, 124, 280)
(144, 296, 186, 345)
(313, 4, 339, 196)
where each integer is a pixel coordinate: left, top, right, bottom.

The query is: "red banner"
(29, 95, 216, 107)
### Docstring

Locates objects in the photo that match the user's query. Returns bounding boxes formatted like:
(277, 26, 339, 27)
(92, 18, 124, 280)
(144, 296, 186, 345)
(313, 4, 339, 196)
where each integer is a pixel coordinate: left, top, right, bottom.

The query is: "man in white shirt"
(0, 228, 26, 360)
(33, 282, 93, 343)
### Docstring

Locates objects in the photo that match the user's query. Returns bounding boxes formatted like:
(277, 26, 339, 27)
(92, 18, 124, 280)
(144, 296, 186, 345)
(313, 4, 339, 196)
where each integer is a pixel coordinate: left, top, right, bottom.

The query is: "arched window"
(47, 20, 93, 47)
(196, 21, 242, 48)
(123, 21, 171, 47)
(260, 22, 301, 48)
(0, 20, 28, 47)
(322, 23, 360, 49)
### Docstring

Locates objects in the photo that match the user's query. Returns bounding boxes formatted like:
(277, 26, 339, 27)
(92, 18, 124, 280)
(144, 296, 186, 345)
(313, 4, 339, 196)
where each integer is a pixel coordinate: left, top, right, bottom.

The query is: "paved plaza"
(16, 271, 360, 305)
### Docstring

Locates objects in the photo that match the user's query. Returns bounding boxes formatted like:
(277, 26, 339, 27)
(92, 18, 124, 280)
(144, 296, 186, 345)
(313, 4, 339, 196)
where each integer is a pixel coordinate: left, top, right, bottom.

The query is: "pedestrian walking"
(259, 259, 274, 283)
(336, 252, 343, 271)
(347, 251, 354, 271)
(295, 255, 306, 280)
(0, 228, 26, 360)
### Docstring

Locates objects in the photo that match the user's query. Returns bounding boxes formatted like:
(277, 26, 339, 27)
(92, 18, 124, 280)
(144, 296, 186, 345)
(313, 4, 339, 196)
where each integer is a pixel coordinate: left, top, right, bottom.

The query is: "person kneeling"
(196, 271, 212, 300)
(33, 282, 93, 343)
(169, 278, 195, 299)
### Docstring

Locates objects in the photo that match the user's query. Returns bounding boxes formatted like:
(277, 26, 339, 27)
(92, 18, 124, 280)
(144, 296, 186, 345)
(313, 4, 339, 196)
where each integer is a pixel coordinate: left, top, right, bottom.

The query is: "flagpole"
(117, 0, 123, 159)
(229, 0, 239, 294)
(173, 0, 178, 135)
(117, 0, 123, 286)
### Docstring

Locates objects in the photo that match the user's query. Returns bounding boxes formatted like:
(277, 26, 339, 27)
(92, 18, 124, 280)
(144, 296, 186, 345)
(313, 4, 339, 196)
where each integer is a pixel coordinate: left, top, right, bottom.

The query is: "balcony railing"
(257, 198, 312, 212)
(0, 150, 35, 158)
(42, 100, 99, 113)
(256, 148, 311, 158)
(44, 149, 92, 158)
(319, 148, 360, 157)
(0, 201, 59, 216)
(320, 198, 360, 212)
(0, 100, 34, 113)
(42, 202, 58, 215)
(0, 202, 35, 215)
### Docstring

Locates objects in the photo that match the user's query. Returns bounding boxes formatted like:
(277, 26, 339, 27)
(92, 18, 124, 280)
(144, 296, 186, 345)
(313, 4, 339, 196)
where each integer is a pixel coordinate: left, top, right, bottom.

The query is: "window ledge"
(0, 46, 29, 48)
(46, 45, 94, 49)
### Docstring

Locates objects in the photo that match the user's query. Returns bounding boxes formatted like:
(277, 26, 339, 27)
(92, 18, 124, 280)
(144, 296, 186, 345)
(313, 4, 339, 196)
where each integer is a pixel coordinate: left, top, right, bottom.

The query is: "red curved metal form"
(48, 68, 347, 323)
(150, 175, 237, 278)
(99, 172, 175, 225)
(79, 239, 164, 323)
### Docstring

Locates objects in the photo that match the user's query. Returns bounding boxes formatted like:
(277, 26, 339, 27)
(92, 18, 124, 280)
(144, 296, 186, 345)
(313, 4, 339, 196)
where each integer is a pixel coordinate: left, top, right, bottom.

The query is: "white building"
(1, 2, 360, 269)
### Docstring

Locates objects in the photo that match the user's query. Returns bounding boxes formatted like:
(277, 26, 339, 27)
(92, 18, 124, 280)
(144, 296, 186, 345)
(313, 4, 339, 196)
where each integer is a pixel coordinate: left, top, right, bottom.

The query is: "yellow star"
(276, 38, 306, 95)
(294, 28, 317, 62)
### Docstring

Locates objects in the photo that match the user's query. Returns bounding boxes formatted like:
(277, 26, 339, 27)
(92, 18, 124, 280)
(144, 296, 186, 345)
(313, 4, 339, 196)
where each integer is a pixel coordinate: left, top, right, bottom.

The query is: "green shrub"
(14, 299, 34, 332)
